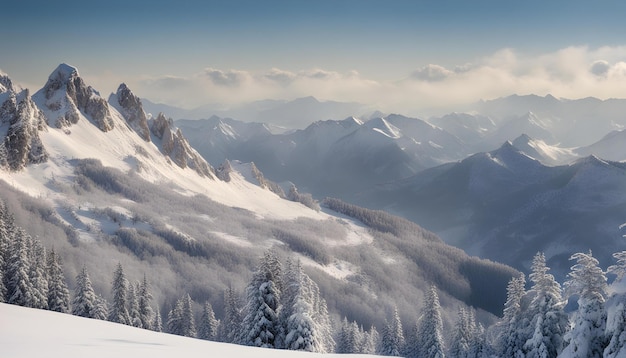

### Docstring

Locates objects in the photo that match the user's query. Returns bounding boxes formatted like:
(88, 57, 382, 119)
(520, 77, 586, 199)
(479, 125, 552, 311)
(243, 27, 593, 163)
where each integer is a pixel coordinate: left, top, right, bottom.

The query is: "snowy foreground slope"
(0, 304, 379, 358)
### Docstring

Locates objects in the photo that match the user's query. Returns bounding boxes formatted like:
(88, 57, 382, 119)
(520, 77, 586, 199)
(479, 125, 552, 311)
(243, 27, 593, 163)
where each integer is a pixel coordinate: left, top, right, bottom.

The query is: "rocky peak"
(110, 83, 150, 141)
(0, 89, 48, 170)
(149, 112, 214, 178)
(0, 73, 15, 94)
(38, 63, 114, 132)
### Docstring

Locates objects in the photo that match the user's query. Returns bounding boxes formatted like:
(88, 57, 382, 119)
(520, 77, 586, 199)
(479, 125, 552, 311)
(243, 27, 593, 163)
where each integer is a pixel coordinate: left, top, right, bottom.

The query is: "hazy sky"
(2, 0, 626, 115)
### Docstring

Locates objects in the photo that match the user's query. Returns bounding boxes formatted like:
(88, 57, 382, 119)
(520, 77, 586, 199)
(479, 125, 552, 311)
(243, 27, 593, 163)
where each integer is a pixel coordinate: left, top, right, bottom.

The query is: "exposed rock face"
(110, 83, 150, 141)
(0, 89, 48, 170)
(149, 113, 214, 178)
(40, 64, 114, 132)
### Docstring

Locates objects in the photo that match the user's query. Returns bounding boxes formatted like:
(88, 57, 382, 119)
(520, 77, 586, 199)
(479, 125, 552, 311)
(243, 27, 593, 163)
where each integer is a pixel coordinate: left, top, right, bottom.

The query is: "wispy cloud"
(124, 46, 626, 115)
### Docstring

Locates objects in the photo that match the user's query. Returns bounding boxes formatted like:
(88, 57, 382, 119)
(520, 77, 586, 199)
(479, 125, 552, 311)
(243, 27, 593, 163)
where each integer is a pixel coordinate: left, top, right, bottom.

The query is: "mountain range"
(0, 63, 518, 333)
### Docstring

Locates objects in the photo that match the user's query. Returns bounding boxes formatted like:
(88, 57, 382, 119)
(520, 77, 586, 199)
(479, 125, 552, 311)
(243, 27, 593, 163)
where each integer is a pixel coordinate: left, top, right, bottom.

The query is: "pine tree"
(379, 307, 405, 356)
(282, 260, 333, 353)
(72, 266, 99, 318)
(449, 307, 472, 358)
(94, 294, 109, 320)
(109, 263, 131, 325)
(6, 228, 34, 307)
(27, 237, 48, 309)
(220, 286, 242, 343)
(523, 252, 568, 358)
(561, 251, 608, 358)
(495, 274, 528, 358)
(605, 251, 626, 358)
(137, 274, 154, 330)
(417, 285, 445, 358)
(362, 325, 379, 355)
(0, 203, 8, 303)
(181, 293, 196, 337)
(241, 251, 282, 348)
(153, 309, 163, 332)
(167, 299, 184, 335)
(198, 301, 219, 341)
(127, 282, 141, 327)
(46, 249, 70, 313)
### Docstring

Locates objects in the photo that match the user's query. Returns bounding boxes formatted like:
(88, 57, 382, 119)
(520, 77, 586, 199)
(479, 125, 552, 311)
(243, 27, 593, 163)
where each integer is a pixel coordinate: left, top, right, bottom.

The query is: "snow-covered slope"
(511, 134, 577, 165)
(0, 304, 379, 358)
(577, 129, 626, 162)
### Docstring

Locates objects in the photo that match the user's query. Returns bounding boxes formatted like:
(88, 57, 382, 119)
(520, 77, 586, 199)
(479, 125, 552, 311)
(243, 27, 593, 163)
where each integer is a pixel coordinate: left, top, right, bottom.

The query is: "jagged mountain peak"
(0, 73, 15, 94)
(109, 83, 150, 142)
(35, 64, 114, 132)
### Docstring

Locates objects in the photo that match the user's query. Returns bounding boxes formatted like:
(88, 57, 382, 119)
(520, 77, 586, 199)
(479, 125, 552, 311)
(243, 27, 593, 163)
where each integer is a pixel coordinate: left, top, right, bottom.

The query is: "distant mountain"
(473, 94, 626, 147)
(576, 129, 626, 162)
(356, 142, 626, 280)
(144, 96, 367, 130)
(179, 114, 472, 199)
(511, 134, 576, 165)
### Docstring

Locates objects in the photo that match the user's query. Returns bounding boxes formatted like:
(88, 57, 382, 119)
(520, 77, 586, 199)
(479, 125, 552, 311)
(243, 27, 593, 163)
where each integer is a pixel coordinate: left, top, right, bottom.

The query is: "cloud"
(411, 64, 453, 82)
(119, 45, 626, 118)
(203, 68, 250, 87)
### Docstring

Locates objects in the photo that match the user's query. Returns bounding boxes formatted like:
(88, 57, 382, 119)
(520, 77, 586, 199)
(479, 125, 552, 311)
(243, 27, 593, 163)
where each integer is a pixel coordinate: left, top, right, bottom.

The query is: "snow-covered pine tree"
(523, 252, 568, 358)
(241, 251, 282, 348)
(417, 285, 445, 358)
(109, 263, 131, 325)
(94, 294, 109, 320)
(0, 203, 8, 303)
(137, 274, 154, 330)
(336, 317, 358, 353)
(167, 299, 184, 335)
(72, 266, 99, 318)
(220, 286, 242, 343)
(27, 237, 48, 309)
(405, 320, 420, 358)
(127, 282, 141, 327)
(494, 274, 528, 358)
(46, 248, 70, 313)
(6, 228, 34, 307)
(449, 307, 472, 358)
(283, 260, 333, 353)
(605, 251, 626, 358)
(469, 322, 488, 358)
(153, 309, 163, 332)
(362, 325, 379, 355)
(379, 307, 405, 356)
(198, 301, 219, 341)
(561, 251, 608, 358)
(181, 293, 196, 338)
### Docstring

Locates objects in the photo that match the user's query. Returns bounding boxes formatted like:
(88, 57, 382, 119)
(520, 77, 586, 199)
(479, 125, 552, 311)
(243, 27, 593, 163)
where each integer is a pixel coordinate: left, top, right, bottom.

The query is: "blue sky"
(2, 0, 626, 114)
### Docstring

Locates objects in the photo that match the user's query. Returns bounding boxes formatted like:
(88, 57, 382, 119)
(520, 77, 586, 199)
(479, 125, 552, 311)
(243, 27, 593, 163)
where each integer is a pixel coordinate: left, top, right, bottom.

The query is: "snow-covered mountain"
(576, 128, 626, 162)
(356, 142, 626, 280)
(0, 64, 519, 336)
(179, 113, 472, 199)
(145, 96, 367, 129)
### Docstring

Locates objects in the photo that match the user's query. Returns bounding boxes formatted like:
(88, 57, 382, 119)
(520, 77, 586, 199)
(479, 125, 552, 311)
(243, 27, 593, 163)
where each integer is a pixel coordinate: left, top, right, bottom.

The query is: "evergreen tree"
(241, 251, 282, 348)
(362, 325, 379, 355)
(524, 252, 568, 358)
(181, 293, 196, 337)
(27, 237, 48, 309)
(379, 307, 405, 356)
(46, 248, 70, 313)
(109, 263, 131, 325)
(167, 299, 184, 335)
(137, 275, 154, 330)
(405, 320, 420, 358)
(220, 286, 242, 343)
(605, 251, 626, 358)
(0, 203, 9, 303)
(153, 309, 163, 332)
(72, 266, 99, 318)
(94, 294, 109, 320)
(496, 274, 528, 358)
(417, 285, 445, 358)
(469, 322, 487, 358)
(6, 228, 34, 307)
(198, 301, 219, 341)
(282, 260, 333, 353)
(561, 251, 608, 358)
(449, 307, 472, 358)
(127, 282, 141, 327)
